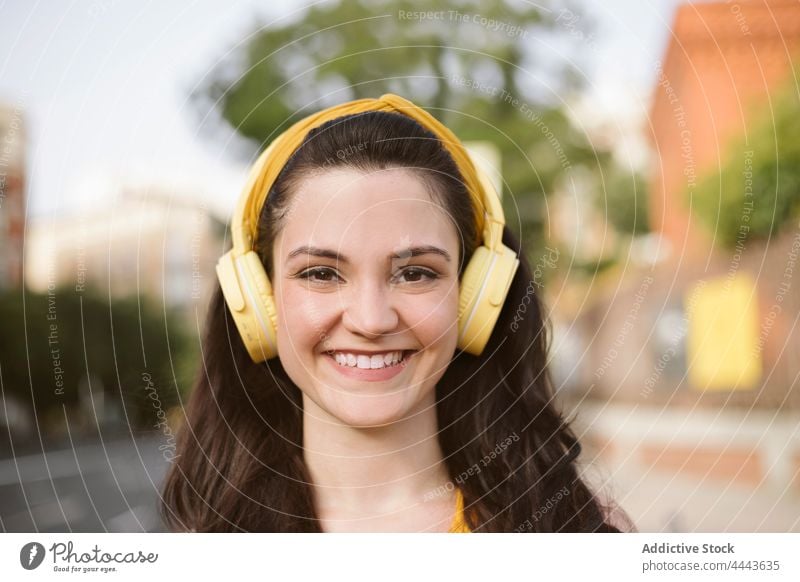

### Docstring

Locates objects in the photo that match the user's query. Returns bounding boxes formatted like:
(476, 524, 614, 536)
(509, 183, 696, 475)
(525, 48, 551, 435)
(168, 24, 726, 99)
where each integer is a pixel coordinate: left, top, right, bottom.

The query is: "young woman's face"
(271, 167, 462, 427)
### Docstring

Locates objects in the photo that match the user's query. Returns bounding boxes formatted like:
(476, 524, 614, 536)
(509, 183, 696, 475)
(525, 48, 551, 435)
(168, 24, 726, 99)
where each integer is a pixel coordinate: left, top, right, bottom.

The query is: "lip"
(323, 350, 416, 382)
(322, 348, 414, 356)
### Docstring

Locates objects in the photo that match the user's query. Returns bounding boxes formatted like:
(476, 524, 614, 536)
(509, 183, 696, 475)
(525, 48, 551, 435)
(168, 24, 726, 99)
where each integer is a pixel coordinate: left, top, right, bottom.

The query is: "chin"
(318, 388, 421, 428)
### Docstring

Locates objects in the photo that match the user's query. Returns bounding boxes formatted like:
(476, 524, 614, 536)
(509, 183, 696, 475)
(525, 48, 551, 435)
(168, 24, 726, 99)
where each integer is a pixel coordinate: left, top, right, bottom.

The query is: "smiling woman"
(160, 94, 630, 533)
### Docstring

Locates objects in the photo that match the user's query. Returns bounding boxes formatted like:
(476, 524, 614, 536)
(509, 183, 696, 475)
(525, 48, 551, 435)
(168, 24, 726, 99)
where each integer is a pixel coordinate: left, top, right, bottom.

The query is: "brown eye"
(297, 267, 341, 283)
(395, 268, 439, 284)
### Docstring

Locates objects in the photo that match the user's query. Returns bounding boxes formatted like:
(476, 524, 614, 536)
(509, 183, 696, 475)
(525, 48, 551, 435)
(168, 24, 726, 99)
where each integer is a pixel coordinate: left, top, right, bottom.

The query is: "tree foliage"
(193, 0, 614, 255)
(693, 72, 800, 248)
(598, 166, 650, 236)
(0, 290, 196, 433)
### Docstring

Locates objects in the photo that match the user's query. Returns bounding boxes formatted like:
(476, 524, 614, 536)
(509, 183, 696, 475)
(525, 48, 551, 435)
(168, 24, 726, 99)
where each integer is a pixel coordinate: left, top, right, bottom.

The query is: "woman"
(161, 94, 629, 532)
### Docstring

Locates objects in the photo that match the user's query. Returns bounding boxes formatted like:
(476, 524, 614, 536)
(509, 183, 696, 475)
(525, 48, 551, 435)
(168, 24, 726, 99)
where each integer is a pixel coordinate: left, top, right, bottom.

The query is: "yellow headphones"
(216, 93, 520, 363)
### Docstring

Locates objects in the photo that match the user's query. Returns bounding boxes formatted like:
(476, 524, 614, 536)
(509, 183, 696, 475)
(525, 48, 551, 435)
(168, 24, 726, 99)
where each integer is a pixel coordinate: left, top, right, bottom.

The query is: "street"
(0, 435, 170, 532)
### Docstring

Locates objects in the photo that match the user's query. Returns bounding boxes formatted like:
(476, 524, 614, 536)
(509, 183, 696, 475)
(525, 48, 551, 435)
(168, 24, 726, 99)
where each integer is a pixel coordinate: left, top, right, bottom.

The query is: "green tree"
(193, 0, 614, 258)
(0, 290, 196, 435)
(692, 72, 800, 248)
(598, 166, 650, 236)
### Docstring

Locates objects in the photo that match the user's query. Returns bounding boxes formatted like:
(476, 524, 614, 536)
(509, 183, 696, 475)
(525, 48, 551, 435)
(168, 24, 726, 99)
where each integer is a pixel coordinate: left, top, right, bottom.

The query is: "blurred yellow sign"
(686, 274, 761, 390)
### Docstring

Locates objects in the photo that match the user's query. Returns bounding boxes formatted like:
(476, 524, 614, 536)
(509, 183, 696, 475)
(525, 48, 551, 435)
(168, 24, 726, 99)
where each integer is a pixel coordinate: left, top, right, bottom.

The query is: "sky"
(0, 0, 686, 220)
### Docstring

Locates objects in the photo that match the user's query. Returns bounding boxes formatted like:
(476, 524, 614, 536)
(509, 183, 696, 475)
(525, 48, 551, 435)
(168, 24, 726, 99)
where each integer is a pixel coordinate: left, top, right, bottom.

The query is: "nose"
(341, 280, 399, 338)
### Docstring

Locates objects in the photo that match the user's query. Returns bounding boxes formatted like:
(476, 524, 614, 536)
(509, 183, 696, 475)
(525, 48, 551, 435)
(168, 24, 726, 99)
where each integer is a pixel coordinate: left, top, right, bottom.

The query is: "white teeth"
(330, 351, 406, 369)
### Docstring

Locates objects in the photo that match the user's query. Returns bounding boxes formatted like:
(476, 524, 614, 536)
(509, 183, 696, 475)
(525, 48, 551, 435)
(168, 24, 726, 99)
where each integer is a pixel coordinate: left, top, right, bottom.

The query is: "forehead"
(276, 167, 460, 257)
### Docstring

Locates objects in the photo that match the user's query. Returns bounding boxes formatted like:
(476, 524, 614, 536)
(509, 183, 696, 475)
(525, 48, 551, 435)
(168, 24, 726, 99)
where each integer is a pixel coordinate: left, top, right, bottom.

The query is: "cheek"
(283, 288, 326, 324)
(401, 290, 460, 343)
(276, 286, 340, 353)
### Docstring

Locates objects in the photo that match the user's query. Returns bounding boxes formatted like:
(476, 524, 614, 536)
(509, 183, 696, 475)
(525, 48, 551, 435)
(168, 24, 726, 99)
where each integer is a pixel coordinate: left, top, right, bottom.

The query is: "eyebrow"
(286, 244, 452, 265)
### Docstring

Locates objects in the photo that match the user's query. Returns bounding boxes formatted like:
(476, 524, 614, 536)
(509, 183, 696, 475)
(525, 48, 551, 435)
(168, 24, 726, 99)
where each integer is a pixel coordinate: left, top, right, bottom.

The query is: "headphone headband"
(230, 93, 504, 256)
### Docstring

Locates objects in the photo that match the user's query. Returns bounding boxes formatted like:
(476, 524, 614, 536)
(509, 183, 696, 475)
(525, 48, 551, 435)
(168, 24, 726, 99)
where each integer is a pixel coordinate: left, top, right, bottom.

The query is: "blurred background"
(1, 0, 798, 532)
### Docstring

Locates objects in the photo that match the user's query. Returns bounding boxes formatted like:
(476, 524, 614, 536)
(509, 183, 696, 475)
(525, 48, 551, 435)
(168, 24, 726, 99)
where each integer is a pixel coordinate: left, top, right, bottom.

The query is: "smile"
(330, 350, 413, 369)
(323, 350, 417, 382)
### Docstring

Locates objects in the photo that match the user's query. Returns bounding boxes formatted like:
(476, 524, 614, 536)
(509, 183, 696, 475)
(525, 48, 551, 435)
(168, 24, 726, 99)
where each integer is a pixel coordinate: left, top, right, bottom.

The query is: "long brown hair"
(160, 110, 630, 532)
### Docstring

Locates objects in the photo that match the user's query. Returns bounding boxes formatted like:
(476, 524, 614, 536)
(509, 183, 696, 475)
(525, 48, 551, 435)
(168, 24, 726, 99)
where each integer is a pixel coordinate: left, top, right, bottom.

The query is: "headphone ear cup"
(458, 246, 490, 331)
(458, 246, 493, 354)
(458, 244, 520, 355)
(240, 251, 280, 361)
(216, 250, 279, 363)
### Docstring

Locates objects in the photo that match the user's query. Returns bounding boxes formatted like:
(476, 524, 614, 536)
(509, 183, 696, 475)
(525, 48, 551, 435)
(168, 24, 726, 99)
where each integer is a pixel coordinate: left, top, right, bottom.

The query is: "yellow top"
(448, 488, 471, 533)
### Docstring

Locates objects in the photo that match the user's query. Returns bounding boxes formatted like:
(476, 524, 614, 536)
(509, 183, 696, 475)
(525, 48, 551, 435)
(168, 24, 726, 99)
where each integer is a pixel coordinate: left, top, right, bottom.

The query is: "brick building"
(569, 3, 800, 525)
(575, 0, 800, 407)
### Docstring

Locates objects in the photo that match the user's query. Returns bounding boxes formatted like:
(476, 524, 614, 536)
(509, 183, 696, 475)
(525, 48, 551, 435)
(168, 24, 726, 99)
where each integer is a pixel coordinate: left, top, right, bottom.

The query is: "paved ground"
(3, 403, 799, 532)
(0, 434, 169, 532)
(591, 453, 800, 532)
(571, 401, 800, 532)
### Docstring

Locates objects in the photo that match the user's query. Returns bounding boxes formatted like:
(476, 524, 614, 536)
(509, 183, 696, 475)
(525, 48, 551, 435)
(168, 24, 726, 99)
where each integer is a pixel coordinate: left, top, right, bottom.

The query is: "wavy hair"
(160, 110, 631, 532)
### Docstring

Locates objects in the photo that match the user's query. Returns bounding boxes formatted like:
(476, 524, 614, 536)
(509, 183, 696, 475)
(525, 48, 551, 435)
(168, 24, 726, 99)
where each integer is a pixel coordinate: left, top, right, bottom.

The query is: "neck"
(302, 390, 450, 515)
